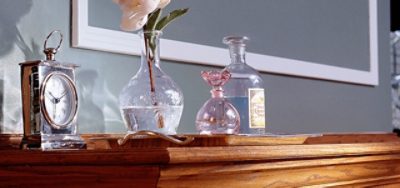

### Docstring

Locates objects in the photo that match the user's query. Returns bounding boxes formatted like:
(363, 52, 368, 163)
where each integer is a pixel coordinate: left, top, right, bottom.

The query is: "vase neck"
(140, 30, 162, 67)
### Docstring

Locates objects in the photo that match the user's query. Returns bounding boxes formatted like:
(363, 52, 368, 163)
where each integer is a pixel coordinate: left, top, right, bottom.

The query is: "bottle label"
(248, 88, 266, 129)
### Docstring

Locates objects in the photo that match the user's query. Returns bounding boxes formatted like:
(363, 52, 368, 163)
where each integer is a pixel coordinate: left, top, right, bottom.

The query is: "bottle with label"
(222, 36, 266, 135)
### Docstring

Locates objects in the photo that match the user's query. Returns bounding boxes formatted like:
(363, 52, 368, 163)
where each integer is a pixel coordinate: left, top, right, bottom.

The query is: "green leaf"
(155, 8, 189, 31)
(144, 9, 162, 31)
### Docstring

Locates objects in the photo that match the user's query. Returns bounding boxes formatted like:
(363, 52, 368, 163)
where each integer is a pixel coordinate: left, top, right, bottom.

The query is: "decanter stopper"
(195, 70, 240, 134)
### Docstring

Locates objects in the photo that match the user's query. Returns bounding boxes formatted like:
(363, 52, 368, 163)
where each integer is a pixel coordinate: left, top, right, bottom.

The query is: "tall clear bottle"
(222, 36, 266, 134)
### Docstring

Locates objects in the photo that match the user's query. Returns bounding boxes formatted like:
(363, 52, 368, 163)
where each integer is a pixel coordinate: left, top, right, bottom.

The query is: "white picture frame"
(72, 0, 379, 86)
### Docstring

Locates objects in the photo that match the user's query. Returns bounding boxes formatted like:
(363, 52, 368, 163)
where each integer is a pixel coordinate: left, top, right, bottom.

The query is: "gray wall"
(0, 0, 391, 134)
(90, 0, 371, 71)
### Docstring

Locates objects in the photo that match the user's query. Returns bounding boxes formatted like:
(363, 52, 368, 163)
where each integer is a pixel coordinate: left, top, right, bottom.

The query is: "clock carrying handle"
(43, 30, 63, 61)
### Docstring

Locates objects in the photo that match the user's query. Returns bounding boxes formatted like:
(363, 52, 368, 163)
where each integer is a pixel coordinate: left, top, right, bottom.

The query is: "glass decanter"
(196, 70, 240, 134)
(222, 36, 266, 135)
(119, 30, 184, 135)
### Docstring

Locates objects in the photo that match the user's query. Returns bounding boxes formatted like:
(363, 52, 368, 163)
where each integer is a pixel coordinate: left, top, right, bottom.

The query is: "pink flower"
(113, 0, 171, 31)
(157, 0, 170, 8)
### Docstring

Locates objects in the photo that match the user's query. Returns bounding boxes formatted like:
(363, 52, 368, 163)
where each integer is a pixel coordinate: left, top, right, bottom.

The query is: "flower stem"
(145, 36, 156, 94)
(144, 34, 165, 129)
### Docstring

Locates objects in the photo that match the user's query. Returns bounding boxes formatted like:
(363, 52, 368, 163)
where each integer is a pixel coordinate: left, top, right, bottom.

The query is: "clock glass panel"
(42, 73, 77, 127)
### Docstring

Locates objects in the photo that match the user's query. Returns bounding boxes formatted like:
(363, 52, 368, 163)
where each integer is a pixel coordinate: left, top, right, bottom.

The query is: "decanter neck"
(211, 87, 224, 98)
(228, 45, 246, 64)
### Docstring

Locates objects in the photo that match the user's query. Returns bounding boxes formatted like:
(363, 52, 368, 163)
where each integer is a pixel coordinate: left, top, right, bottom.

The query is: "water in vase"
(121, 105, 183, 135)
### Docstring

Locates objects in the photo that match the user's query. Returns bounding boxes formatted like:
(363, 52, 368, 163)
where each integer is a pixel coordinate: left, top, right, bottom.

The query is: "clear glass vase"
(222, 36, 266, 135)
(195, 70, 240, 134)
(119, 30, 184, 135)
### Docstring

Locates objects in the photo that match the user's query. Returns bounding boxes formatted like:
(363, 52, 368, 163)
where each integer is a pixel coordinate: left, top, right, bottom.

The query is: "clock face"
(40, 72, 78, 129)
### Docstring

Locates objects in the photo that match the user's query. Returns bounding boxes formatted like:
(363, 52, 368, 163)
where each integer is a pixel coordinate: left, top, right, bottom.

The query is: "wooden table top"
(0, 132, 399, 165)
(1, 132, 400, 187)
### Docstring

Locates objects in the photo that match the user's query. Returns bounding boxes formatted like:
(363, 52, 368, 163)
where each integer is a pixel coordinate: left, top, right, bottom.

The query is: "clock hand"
(46, 92, 59, 105)
(58, 90, 67, 99)
(48, 91, 56, 100)
(53, 102, 57, 120)
(46, 92, 55, 101)
(51, 90, 68, 121)
(52, 90, 67, 104)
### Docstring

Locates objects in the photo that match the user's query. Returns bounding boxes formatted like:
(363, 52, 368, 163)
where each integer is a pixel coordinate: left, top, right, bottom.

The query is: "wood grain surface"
(0, 165, 159, 188)
(167, 142, 400, 163)
(159, 159, 400, 187)
(0, 133, 399, 187)
(0, 149, 169, 165)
